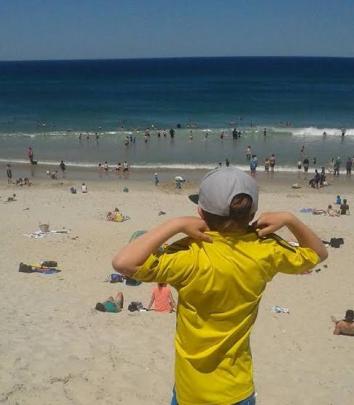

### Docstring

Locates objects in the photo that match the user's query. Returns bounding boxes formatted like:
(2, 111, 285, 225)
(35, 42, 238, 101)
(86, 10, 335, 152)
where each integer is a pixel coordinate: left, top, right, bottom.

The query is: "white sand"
(0, 177, 353, 404)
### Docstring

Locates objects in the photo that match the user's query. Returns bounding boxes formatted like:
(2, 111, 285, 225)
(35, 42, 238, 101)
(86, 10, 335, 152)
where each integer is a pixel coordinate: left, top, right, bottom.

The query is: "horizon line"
(1, 55, 354, 63)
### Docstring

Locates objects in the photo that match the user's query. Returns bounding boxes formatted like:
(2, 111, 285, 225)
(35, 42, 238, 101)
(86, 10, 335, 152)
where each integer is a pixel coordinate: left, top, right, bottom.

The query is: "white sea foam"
(290, 127, 354, 137)
(0, 158, 320, 173)
(1, 126, 354, 138)
(0, 126, 354, 139)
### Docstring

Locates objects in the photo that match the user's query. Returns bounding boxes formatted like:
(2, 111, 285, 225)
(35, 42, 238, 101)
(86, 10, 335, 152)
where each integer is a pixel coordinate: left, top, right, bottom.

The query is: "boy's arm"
(112, 217, 211, 278)
(255, 212, 328, 262)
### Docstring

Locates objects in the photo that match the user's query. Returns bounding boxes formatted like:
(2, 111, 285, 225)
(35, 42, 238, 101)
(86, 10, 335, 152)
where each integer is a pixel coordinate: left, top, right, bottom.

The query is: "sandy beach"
(1, 168, 353, 405)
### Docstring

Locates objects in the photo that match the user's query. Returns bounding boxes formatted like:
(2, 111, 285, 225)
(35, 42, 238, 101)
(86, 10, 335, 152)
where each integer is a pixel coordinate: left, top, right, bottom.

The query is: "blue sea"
(1, 57, 354, 171)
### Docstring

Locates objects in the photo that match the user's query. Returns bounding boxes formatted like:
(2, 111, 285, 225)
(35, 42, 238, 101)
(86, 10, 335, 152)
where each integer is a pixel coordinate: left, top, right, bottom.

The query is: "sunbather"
(147, 283, 176, 312)
(106, 208, 128, 222)
(95, 292, 124, 313)
(332, 310, 354, 336)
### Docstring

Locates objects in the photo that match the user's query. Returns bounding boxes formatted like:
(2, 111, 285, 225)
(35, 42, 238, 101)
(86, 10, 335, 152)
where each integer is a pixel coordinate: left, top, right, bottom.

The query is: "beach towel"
(19, 262, 61, 274)
(129, 230, 147, 241)
(299, 208, 313, 213)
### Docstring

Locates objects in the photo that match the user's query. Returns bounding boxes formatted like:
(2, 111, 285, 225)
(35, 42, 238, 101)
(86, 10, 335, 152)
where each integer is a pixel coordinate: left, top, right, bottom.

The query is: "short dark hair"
(201, 193, 254, 232)
(344, 309, 354, 322)
(95, 302, 106, 312)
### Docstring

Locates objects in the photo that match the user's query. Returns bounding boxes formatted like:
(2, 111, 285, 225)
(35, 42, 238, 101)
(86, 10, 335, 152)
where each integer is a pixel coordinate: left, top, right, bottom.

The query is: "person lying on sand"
(147, 283, 176, 313)
(312, 208, 327, 215)
(332, 310, 354, 336)
(312, 206, 340, 216)
(95, 292, 124, 313)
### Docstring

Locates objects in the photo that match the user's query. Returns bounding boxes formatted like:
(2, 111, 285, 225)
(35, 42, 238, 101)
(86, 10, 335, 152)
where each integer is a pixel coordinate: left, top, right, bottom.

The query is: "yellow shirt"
(133, 231, 319, 405)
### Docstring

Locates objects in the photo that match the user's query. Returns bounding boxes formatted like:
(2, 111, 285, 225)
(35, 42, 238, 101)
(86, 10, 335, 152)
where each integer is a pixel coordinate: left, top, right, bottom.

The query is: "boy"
(112, 167, 327, 405)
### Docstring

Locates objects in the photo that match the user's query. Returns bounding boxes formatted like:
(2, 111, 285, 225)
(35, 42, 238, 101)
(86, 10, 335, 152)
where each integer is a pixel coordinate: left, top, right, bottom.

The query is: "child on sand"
(112, 167, 327, 405)
(147, 283, 176, 312)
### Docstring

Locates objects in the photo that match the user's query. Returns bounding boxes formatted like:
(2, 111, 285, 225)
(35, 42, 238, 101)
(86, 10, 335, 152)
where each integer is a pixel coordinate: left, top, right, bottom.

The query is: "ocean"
(1, 57, 354, 171)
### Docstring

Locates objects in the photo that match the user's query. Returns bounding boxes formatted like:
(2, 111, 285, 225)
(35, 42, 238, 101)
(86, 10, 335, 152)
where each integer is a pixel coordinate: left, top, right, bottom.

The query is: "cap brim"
(188, 194, 199, 205)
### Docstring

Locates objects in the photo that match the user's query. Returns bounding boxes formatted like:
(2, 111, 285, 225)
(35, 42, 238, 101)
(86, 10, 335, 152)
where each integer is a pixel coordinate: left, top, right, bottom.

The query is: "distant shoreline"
(2, 161, 354, 195)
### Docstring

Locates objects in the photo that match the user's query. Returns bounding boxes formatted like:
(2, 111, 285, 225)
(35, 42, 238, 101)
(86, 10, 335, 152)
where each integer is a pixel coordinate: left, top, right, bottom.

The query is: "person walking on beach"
(264, 157, 270, 172)
(6, 164, 12, 183)
(113, 167, 327, 405)
(225, 158, 230, 167)
(263, 128, 267, 137)
(269, 154, 276, 172)
(232, 128, 238, 139)
(334, 156, 341, 176)
(320, 167, 326, 186)
(250, 155, 258, 176)
(27, 146, 34, 164)
(169, 128, 175, 139)
(115, 162, 122, 174)
(346, 157, 352, 175)
(303, 157, 310, 173)
(154, 172, 159, 186)
(246, 145, 252, 161)
(59, 160, 66, 177)
(123, 161, 129, 173)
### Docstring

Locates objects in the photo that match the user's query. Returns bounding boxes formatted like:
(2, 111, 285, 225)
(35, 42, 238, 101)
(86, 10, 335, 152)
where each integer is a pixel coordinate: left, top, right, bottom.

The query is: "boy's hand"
(254, 211, 327, 261)
(253, 212, 293, 237)
(177, 217, 212, 242)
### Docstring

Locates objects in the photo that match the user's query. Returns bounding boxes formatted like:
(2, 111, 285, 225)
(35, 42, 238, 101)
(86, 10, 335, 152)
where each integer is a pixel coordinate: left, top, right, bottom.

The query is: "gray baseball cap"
(189, 167, 258, 216)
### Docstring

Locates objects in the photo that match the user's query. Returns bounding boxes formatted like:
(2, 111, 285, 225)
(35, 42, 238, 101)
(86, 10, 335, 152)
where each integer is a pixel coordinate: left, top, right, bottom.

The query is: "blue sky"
(0, 0, 354, 60)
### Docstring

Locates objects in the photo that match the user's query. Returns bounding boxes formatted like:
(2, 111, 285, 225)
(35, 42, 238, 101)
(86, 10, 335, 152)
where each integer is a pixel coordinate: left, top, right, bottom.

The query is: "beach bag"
(125, 278, 142, 286)
(110, 273, 124, 283)
(19, 263, 35, 273)
(128, 301, 143, 312)
(329, 238, 344, 248)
